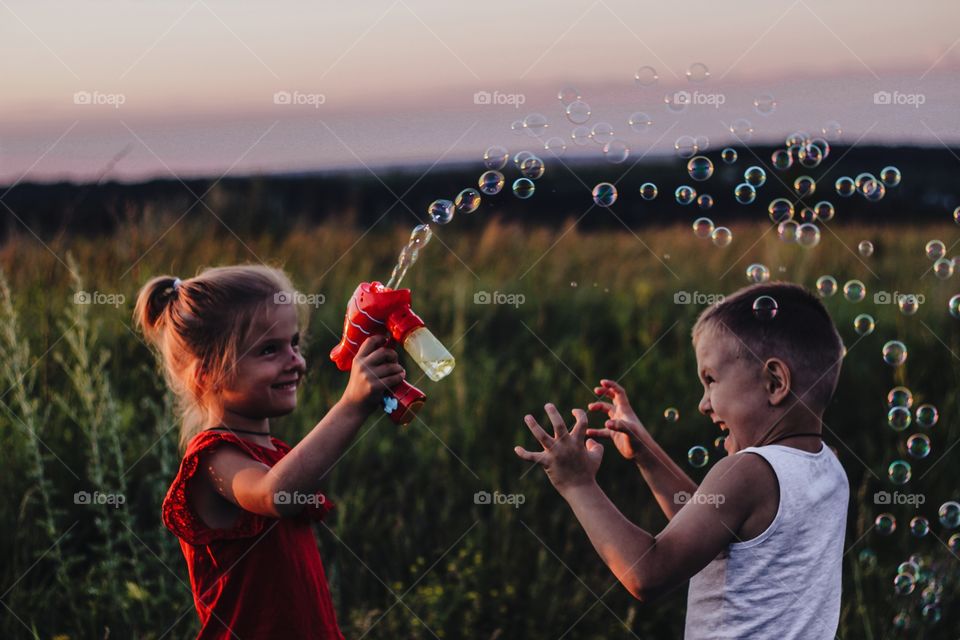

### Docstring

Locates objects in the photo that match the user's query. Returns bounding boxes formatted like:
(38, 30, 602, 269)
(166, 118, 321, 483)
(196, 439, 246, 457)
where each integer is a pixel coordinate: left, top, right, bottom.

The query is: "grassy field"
(0, 209, 958, 638)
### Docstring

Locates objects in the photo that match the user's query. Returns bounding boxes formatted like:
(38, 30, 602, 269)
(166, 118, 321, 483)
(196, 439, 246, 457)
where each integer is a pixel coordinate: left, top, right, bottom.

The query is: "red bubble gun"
(330, 281, 454, 425)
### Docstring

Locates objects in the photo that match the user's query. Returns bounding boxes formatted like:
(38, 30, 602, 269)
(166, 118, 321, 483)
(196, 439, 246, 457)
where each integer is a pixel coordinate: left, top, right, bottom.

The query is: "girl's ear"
(763, 358, 791, 406)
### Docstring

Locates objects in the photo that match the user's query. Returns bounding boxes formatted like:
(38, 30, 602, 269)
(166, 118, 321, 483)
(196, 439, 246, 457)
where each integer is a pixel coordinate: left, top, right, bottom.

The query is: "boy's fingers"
(514, 446, 546, 464)
(377, 373, 405, 389)
(524, 415, 553, 449)
(570, 408, 588, 439)
(588, 401, 615, 415)
(371, 363, 404, 377)
(356, 335, 388, 357)
(585, 428, 613, 439)
(544, 403, 568, 437)
(594, 386, 614, 399)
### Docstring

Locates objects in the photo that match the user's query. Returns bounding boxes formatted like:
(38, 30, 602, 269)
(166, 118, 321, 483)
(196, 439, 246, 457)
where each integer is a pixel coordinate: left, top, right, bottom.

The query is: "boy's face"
(694, 326, 771, 455)
(220, 302, 307, 420)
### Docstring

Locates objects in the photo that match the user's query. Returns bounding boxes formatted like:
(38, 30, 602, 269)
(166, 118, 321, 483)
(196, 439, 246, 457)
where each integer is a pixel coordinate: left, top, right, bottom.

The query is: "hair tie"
(172, 278, 182, 292)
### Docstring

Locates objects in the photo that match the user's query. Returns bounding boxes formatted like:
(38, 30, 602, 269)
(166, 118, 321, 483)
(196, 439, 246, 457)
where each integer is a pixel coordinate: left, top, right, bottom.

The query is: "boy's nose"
(698, 393, 711, 416)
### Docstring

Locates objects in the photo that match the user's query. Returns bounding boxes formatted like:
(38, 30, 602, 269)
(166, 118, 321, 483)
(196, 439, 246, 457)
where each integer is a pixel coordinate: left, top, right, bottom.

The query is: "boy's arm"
(632, 430, 700, 521)
(516, 406, 756, 603)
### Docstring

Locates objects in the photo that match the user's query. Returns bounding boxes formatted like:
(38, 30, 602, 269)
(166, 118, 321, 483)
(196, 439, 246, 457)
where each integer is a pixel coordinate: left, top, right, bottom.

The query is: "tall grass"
(0, 212, 958, 638)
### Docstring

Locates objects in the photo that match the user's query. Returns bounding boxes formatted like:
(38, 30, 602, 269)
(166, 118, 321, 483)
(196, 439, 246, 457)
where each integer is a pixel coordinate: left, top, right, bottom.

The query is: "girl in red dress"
(133, 264, 405, 639)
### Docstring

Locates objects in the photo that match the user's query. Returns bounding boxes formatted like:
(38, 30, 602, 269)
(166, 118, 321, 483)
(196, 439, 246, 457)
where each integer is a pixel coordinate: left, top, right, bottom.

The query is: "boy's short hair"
(692, 282, 844, 414)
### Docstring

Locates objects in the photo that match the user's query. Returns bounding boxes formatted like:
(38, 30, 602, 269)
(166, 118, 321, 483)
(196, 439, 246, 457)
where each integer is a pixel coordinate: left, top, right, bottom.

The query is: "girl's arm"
(202, 335, 404, 518)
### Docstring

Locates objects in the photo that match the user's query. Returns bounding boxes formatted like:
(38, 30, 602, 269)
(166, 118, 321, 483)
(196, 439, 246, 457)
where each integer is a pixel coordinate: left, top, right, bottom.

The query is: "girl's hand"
(586, 379, 650, 460)
(341, 335, 406, 412)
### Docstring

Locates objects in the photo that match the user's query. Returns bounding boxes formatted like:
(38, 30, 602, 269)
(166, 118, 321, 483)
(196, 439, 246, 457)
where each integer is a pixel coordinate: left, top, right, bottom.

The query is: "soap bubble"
(590, 122, 614, 144)
(744, 166, 766, 187)
(557, 86, 580, 105)
(571, 126, 592, 145)
(565, 100, 592, 125)
(882, 340, 908, 366)
(729, 118, 754, 141)
(692, 217, 714, 238)
(686, 62, 710, 82)
(888, 459, 912, 484)
(939, 501, 960, 528)
(697, 194, 714, 210)
(511, 120, 525, 136)
(746, 263, 770, 283)
(858, 548, 877, 570)
(427, 199, 454, 225)
(687, 156, 714, 181)
(814, 201, 835, 222)
(711, 226, 733, 247)
(752, 295, 778, 320)
(797, 143, 823, 168)
(592, 182, 618, 207)
(933, 257, 954, 279)
(772, 148, 793, 170)
(663, 92, 689, 114)
(664, 407, 679, 422)
(455, 188, 481, 214)
(897, 294, 920, 316)
(721, 148, 737, 164)
(777, 220, 798, 243)
(674, 135, 698, 159)
(954, 206, 960, 225)
(909, 516, 929, 537)
(950, 294, 960, 318)
(915, 404, 938, 429)
(880, 166, 901, 187)
(767, 198, 794, 223)
(627, 111, 653, 133)
(483, 146, 509, 170)
(853, 314, 875, 336)
(796, 223, 821, 248)
(603, 140, 630, 164)
(874, 513, 897, 535)
(513, 151, 534, 167)
(893, 573, 916, 596)
(675, 185, 697, 205)
(797, 207, 816, 223)
(512, 177, 535, 199)
(794, 175, 816, 197)
(694, 135, 710, 152)
(639, 182, 658, 200)
(734, 183, 756, 204)
(519, 155, 545, 179)
(906, 434, 930, 459)
(523, 113, 549, 135)
(687, 445, 709, 468)
(409, 224, 432, 248)
(835, 177, 856, 197)
(543, 136, 567, 156)
(816, 275, 838, 297)
(922, 605, 941, 624)
(887, 406, 912, 432)
(821, 121, 843, 140)
(753, 93, 777, 116)
(809, 137, 830, 159)
(634, 65, 659, 86)
(843, 279, 866, 302)
(925, 239, 946, 260)
(887, 386, 913, 409)
(478, 170, 505, 195)
(858, 240, 874, 257)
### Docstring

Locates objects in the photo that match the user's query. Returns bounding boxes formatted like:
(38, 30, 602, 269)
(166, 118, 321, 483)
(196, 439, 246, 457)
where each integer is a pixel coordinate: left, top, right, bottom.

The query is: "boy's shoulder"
(700, 453, 778, 542)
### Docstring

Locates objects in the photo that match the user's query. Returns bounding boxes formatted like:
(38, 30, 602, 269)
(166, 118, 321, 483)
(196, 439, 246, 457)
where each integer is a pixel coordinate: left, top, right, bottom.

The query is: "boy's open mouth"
(714, 420, 728, 432)
(271, 378, 299, 390)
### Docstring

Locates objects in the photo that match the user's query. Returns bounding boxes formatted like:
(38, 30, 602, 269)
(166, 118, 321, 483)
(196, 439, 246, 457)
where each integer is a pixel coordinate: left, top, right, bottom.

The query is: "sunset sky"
(3, 0, 959, 182)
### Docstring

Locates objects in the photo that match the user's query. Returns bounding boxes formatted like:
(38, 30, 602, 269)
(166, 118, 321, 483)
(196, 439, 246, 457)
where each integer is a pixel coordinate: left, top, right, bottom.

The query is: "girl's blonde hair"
(133, 264, 307, 452)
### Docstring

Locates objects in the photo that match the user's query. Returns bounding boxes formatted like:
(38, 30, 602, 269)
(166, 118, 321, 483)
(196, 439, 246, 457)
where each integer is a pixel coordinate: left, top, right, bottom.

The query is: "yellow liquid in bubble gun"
(329, 225, 454, 424)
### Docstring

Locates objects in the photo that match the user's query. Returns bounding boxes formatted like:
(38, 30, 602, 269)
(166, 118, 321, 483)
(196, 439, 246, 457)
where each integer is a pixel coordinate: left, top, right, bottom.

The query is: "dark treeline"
(2, 145, 958, 240)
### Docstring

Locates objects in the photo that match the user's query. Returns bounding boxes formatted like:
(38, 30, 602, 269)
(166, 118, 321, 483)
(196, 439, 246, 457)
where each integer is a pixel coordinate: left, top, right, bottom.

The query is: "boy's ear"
(763, 358, 791, 405)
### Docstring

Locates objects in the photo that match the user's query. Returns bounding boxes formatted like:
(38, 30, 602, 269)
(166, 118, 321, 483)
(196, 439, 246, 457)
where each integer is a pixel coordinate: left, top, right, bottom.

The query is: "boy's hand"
(341, 335, 406, 412)
(515, 404, 604, 495)
(586, 379, 650, 460)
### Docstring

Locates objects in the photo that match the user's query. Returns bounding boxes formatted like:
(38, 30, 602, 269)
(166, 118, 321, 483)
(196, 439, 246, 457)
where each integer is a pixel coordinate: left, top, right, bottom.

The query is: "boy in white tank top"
(516, 282, 850, 639)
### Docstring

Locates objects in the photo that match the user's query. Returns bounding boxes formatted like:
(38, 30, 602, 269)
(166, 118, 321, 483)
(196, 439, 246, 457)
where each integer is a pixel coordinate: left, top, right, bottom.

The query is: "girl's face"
(219, 302, 307, 420)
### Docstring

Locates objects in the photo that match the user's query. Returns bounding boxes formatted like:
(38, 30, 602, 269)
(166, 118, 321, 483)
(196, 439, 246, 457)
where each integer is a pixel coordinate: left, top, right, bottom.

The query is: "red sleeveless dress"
(161, 430, 344, 639)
